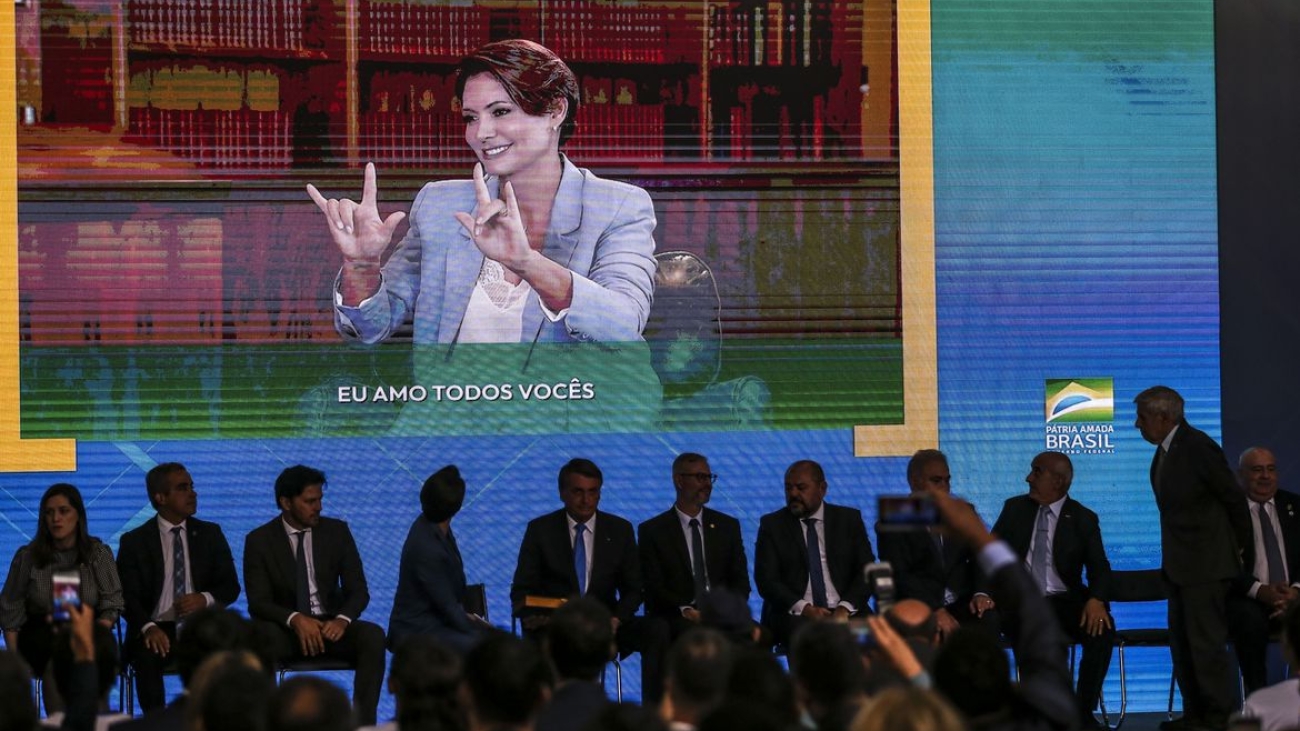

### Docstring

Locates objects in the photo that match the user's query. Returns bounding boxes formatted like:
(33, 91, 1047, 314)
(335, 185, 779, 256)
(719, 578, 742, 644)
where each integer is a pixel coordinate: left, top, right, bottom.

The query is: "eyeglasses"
(678, 472, 718, 484)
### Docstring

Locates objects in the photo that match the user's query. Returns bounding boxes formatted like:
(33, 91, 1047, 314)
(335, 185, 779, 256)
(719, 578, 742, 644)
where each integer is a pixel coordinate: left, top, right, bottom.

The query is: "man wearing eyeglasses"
(755, 459, 875, 647)
(638, 452, 751, 639)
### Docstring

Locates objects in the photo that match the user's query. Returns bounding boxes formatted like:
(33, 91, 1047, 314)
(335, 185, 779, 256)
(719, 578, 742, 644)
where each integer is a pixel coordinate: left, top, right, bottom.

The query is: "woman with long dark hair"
(0, 483, 124, 712)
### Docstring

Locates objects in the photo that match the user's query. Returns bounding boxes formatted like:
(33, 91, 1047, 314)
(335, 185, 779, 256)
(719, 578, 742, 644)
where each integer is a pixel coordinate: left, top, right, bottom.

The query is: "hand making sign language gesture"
(452, 163, 533, 275)
(308, 160, 574, 312)
(306, 162, 406, 306)
(311, 39, 656, 352)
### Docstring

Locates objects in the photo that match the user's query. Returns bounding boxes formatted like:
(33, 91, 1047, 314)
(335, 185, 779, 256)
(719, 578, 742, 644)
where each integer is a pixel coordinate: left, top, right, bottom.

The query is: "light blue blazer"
(335, 155, 657, 346)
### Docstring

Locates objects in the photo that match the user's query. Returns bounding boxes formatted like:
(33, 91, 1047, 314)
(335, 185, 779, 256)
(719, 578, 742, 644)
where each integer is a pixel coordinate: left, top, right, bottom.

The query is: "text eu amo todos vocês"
(336, 380, 597, 404)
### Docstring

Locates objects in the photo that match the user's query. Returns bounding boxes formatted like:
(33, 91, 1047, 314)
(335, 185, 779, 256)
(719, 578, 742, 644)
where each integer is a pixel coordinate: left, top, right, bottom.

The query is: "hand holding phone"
(51, 571, 82, 624)
(877, 494, 939, 531)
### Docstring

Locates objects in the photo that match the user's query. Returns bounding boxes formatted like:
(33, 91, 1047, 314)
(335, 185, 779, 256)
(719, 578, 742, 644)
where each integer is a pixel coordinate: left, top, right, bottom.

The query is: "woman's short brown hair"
(456, 39, 581, 145)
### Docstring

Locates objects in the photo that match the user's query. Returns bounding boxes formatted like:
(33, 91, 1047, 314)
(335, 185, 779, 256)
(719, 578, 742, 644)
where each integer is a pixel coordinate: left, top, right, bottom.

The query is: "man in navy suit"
(243, 464, 386, 726)
(511, 458, 670, 703)
(116, 462, 240, 713)
(1136, 386, 1251, 731)
(1227, 447, 1300, 694)
(638, 452, 751, 639)
(753, 459, 875, 647)
(388, 465, 489, 653)
(991, 451, 1114, 729)
(877, 449, 999, 642)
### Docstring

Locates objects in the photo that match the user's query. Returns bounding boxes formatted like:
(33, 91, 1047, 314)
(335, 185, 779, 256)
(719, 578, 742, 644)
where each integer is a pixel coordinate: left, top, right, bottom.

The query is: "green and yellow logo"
(1045, 378, 1114, 424)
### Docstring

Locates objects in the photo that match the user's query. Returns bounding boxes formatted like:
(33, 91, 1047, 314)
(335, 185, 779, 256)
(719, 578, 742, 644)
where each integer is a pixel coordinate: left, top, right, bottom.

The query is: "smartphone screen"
(877, 494, 939, 531)
(51, 571, 82, 623)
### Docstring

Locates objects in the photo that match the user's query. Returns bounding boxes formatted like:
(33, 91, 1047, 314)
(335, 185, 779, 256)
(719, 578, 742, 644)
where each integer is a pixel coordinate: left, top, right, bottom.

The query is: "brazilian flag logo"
(1045, 378, 1114, 424)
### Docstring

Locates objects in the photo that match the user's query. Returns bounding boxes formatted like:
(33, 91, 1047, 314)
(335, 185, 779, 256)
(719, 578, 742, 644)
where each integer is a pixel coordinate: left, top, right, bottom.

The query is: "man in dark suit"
(753, 459, 875, 647)
(931, 489, 1079, 731)
(876, 449, 998, 642)
(511, 458, 670, 703)
(1135, 385, 1252, 731)
(388, 465, 488, 654)
(638, 452, 751, 639)
(116, 462, 241, 713)
(1227, 447, 1300, 694)
(991, 451, 1114, 729)
(243, 464, 386, 726)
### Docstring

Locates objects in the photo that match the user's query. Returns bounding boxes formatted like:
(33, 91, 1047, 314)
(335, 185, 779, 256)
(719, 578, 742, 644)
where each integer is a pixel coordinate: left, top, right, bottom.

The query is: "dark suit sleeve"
(723, 518, 752, 600)
(638, 519, 674, 616)
(196, 523, 240, 608)
(332, 521, 371, 621)
(1077, 508, 1112, 602)
(1195, 437, 1253, 555)
(840, 509, 875, 611)
(612, 521, 644, 623)
(244, 526, 292, 626)
(511, 521, 544, 615)
(754, 518, 800, 613)
(989, 501, 1017, 551)
(115, 529, 154, 635)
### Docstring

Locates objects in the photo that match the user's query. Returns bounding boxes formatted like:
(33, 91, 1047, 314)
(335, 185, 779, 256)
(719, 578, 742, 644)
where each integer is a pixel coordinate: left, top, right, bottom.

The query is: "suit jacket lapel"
(1052, 500, 1069, 560)
(701, 510, 726, 579)
(671, 512, 694, 576)
(276, 521, 298, 590)
(588, 513, 612, 594)
(186, 521, 209, 578)
(789, 511, 809, 568)
(556, 511, 580, 592)
(146, 522, 165, 602)
(523, 159, 583, 345)
(447, 227, 485, 341)
(1277, 494, 1300, 580)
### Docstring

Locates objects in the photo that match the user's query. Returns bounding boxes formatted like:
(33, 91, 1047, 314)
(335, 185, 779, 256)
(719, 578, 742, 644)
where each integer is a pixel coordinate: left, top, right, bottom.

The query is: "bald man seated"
(991, 451, 1114, 729)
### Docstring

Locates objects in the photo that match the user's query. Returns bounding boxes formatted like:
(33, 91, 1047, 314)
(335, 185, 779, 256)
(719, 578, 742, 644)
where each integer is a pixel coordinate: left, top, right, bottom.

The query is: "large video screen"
(2, 0, 1219, 713)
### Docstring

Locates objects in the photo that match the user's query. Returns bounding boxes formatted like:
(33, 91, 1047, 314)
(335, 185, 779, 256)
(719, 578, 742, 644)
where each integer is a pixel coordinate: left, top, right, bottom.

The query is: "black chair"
(1108, 569, 1175, 728)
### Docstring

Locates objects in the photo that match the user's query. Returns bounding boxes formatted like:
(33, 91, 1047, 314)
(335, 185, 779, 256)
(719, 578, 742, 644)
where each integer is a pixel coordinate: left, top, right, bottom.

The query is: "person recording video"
(0, 483, 123, 715)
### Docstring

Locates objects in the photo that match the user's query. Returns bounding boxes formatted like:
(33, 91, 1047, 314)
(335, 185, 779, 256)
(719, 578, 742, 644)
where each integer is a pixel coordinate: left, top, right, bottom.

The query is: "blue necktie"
(804, 518, 829, 608)
(171, 526, 187, 609)
(574, 523, 588, 595)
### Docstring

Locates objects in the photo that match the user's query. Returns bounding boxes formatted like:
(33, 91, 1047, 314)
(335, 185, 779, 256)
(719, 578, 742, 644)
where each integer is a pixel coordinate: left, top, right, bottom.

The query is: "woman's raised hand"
(307, 162, 406, 264)
(453, 164, 532, 270)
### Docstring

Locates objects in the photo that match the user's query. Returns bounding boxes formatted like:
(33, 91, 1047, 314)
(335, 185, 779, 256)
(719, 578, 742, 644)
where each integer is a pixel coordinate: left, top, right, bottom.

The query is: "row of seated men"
(13, 444, 1295, 729)
(0, 481, 1154, 731)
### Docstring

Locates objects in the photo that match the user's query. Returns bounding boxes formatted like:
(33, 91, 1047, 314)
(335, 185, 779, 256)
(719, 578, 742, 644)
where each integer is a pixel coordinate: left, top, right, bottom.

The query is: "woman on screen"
(0, 483, 124, 713)
(309, 39, 657, 349)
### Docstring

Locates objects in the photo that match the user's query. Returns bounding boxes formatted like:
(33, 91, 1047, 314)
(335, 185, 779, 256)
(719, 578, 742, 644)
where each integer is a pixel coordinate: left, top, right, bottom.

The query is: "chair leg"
(120, 669, 135, 716)
(1169, 664, 1179, 719)
(1115, 644, 1128, 730)
(613, 659, 622, 703)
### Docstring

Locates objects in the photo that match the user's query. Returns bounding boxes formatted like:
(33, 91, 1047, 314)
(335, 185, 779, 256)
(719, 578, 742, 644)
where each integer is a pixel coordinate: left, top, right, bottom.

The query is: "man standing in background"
(1135, 386, 1251, 731)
